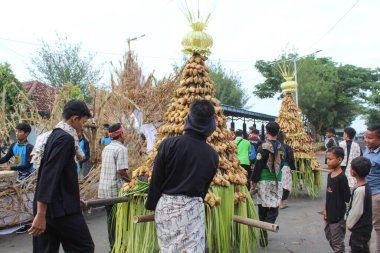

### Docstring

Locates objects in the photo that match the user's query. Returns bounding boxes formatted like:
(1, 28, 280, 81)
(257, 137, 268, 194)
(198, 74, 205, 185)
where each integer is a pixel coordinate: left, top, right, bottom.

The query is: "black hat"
(109, 123, 121, 133)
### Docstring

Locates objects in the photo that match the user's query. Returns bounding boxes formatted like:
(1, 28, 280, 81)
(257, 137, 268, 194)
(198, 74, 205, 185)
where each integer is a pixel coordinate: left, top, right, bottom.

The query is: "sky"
(1, 0, 378, 132)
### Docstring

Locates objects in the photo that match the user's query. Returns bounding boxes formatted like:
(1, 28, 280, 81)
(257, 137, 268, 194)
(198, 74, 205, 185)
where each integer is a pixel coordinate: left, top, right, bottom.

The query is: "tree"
(0, 63, 23, 114)
(362, 68, 380, 126)
(60, 82, 85, 102)
(253, 56, 377, 133)
(173, 58, 248, 108)
(29, 34, 102, 98)
(209, 61, 248, 108)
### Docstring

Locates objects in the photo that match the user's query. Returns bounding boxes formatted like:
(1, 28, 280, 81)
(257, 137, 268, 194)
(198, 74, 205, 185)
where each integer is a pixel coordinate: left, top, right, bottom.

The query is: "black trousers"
(258, 204, 279, 224)
(241, 164, 252, 189)
(350, 232, 371, 253)
(105, 205, 116, 250)
(258, 205, 279, 246)
(282, 189, 290, 201)
(33, 213, 94, 253)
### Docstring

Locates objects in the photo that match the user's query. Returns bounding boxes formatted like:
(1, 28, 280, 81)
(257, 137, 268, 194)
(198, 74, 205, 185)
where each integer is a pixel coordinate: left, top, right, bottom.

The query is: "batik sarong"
(256, 181, 283, 208)
(155, 194, 205, 253)
(281, 165, 292, 192)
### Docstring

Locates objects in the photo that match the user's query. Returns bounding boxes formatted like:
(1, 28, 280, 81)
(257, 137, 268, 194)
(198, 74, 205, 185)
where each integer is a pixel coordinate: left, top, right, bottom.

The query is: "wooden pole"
(82, 196, 129, 208)
(133, 214, 155, 223)
(233, 215, 279, 232)
(132, 214, 279, 232)
(312, 167, 332, 173)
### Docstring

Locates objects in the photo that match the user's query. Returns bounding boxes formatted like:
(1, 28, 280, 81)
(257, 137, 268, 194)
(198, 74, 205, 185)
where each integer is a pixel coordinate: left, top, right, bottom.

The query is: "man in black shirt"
(146, 100, 218, 253)
(250, 122, 284, 247)
(323, 147, 351, 253)
(29, 100, 94, 253)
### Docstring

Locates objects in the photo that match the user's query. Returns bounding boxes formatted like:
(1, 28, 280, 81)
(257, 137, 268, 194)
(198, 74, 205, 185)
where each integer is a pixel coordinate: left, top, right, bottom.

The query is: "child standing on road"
(323, 147, 351, 253)
(346, 157, 372, 253)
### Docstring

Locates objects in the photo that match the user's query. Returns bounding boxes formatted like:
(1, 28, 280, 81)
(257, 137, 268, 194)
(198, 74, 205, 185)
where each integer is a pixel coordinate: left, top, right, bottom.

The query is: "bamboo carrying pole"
(82, 197, 129, 208)
(133, 214, 279, 233)
(133, 214, 155, 223)
(313, 167, 332, 173)
(293, 167, 331, 173)
(233, 215, 279, 232)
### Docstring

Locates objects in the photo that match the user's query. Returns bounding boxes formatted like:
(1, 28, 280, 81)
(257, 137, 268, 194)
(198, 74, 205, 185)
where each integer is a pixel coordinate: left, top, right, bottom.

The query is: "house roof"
(22, 80, 58, 113)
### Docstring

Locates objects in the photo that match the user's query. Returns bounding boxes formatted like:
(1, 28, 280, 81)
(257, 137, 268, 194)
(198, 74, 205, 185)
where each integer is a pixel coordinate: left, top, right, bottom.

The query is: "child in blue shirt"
(0, 123, 34, 182)
(99, 124, 111, 145)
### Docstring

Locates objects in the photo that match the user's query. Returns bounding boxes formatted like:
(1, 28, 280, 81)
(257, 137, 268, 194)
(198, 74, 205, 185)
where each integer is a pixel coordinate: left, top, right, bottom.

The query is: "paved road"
(0, 153, 376, 252)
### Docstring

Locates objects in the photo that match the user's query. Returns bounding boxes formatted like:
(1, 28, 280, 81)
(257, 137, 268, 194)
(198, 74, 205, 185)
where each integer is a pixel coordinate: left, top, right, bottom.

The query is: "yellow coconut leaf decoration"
(276, 61, 297, 94)
(181, 8, 213, 56)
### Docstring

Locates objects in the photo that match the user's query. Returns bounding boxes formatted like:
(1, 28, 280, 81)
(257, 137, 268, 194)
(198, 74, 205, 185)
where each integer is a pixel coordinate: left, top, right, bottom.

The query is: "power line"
(0, 43, 29, 64)
(0, 36, 255, 63)
(306, 0, 361, 51)
(0, 37, 39, 46)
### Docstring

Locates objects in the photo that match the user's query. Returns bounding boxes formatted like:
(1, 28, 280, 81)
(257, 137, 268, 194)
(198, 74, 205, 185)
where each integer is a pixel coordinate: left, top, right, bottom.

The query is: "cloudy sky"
(1, 0, 378, 132)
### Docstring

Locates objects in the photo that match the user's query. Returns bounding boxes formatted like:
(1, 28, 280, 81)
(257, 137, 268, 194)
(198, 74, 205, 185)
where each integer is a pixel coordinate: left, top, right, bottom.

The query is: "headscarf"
(31, 121, 85, 171)
(184, 112, 216, 137)
(109, 124, 124, 140)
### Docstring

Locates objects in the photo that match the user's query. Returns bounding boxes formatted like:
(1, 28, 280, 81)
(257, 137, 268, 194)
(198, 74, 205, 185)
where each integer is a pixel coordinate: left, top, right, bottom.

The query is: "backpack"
(249, 143, 256, 161)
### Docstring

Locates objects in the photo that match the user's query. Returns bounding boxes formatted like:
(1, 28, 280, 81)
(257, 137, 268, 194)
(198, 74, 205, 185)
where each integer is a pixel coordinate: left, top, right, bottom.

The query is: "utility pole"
(127, 34, 146, 51)
(293, 50, 322, 106)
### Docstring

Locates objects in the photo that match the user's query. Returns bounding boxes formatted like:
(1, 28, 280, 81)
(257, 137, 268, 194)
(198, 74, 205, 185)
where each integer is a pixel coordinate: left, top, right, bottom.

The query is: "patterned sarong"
(281, 165, 292, 191)
(256, 181, 283, 208)
(155, 194, 205, 253)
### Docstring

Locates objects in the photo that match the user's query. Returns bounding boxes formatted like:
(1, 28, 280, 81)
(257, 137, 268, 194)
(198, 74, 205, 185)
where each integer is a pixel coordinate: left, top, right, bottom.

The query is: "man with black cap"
(250, 121, 284, 247)
(98, 123, 130, 250)
(146, 99, 219, 253)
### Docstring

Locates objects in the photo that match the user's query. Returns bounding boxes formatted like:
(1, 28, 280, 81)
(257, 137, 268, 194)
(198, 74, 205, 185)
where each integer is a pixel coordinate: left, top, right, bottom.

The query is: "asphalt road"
(0, 153, 376, 253)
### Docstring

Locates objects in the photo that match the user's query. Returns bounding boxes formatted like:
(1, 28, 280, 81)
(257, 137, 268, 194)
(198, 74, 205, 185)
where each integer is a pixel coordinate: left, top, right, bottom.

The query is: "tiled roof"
(22, 80, 58, 113)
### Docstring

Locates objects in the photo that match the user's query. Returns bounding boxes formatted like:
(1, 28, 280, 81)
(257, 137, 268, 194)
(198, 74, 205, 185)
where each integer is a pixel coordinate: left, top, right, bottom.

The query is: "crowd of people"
(228, 123, 380, 253)
(0, 98, 379, 253)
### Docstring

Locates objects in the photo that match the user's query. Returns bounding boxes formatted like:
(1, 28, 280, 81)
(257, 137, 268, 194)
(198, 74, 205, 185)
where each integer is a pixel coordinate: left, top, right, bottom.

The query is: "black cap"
(109, 123, 121, 133)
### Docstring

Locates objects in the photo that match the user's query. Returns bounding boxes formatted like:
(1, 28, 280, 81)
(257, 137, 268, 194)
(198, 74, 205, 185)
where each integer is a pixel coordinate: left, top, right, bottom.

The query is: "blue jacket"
(365, 146, 380, 195)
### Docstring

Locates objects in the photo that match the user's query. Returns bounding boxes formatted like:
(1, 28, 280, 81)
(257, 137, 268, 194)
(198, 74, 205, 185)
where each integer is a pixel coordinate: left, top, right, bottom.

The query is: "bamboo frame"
(133, 214, 279, 232)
